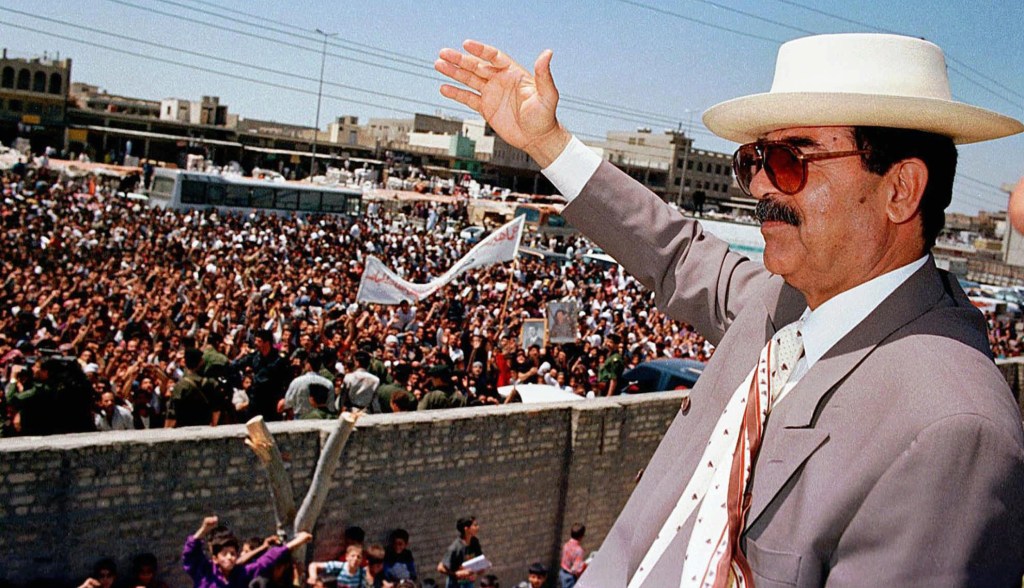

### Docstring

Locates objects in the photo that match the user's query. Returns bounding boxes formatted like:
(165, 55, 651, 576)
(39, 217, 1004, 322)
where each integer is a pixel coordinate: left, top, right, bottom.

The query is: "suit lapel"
(745, 259, 948, 530)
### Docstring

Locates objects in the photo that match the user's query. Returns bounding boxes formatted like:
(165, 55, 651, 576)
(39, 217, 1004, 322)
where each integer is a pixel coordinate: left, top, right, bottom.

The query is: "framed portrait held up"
(546, 301, 578, 343)
(521, 318, 546, 351)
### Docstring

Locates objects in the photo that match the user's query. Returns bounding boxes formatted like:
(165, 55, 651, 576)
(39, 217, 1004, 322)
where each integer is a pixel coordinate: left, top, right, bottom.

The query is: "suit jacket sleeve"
(562, 161, 769, 345)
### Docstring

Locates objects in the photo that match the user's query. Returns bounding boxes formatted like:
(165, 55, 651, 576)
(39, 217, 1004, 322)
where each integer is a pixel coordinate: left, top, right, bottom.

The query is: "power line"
(958, 172, 1012, 194)
(612, 0, 785, 45)
(175, 0, 713, 129)
(1, 17, 708, 164)
(0, 8, 465, 115)
(0, 19, 421, 117)
(683, 0, 814, 36)
(3, 7, 718, 138)
(105, 0, 714, 134)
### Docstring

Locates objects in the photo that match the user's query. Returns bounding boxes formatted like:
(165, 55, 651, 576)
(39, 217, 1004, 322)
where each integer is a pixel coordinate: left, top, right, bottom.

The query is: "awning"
(348, 156, 385, 165)
(244, 145, 348, 160)
(74, 125, 242, 148)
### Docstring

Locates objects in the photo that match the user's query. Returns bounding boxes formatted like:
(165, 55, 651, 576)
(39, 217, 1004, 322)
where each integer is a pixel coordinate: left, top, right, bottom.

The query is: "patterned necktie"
(687, 319, 805, 587)
(627, 320, 805, 588)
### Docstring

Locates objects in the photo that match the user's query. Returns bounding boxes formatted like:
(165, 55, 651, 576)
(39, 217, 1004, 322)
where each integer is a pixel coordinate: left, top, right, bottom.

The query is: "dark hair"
(571, 522, 586, 540)
(852, 126, 957, 250)
(92, 558, 117, 577)
(210, 533, 240, 555)
(456, 516, 476, 536)
(309, 383, 329, 406)
(391, 389, 417, 412)
(307, 352, 323, 372)
(607, 333, 622, 345)
(131, 552, 158, 572)
(528, 562, 548, 576)
(479, 575, 500, 588)
(354, 350, 372, 369)
(254, 329, 275, 343)
(344, 525, 366, 543)
(388, 528, 410, 545)
(392, 362, 412, 383)
(184, 347, 203, 370)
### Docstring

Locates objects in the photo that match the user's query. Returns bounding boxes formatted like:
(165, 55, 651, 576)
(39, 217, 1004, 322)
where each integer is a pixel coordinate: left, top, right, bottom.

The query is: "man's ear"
(885, 157, 928, 225)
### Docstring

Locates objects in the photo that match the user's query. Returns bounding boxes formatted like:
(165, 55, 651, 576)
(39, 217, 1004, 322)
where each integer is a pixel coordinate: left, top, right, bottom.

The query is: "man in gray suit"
(436, 33, 1024, 586)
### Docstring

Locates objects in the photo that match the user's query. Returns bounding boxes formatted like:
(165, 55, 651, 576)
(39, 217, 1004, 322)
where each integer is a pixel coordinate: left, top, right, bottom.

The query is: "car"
(459, 225, 488, 244)
(617, 358, 706, 394)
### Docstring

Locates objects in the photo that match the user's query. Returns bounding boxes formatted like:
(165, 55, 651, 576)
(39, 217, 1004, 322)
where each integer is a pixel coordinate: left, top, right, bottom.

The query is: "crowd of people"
(71, 513, 585, 588)
(2, 159, 1022, 437)
(0, 162, 719, 437)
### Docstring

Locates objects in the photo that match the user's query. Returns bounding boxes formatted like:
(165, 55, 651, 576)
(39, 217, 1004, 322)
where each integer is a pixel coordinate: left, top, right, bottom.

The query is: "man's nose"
(748, 165, 775, 200)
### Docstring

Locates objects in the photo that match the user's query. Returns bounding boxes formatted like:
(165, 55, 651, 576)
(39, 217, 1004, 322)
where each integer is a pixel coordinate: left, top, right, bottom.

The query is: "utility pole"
(676, 110, 694, 207)
(311, 29, 337, 180)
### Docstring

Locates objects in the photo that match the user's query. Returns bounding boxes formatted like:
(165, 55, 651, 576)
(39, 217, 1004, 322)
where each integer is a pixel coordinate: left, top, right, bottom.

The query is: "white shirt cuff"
(541, 135, 602, 202)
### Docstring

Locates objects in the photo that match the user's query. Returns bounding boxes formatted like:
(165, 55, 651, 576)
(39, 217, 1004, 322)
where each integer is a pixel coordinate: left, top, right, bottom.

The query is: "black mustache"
(755, 198, 801, 226)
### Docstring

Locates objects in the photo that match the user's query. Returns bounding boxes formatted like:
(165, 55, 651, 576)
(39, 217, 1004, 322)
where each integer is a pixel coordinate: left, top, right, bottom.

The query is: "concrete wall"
(0, 392, 685, 587)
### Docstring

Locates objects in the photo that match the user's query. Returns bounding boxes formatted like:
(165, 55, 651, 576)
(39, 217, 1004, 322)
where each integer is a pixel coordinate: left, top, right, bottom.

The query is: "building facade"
(598, 127, 754, 212)
(0, 49, 72, 150)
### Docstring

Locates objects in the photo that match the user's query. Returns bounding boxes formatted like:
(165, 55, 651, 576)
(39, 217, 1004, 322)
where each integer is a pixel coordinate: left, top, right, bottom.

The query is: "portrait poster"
(521, 318, 546, 351)
(546, 301, 578, 343)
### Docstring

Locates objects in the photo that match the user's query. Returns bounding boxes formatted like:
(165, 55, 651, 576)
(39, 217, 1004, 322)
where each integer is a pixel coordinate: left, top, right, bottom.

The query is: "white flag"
(356, 216, 525, 304)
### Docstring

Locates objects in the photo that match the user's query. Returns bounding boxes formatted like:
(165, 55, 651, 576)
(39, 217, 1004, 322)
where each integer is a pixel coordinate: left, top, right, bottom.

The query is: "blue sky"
(2, 0, 1022, 214)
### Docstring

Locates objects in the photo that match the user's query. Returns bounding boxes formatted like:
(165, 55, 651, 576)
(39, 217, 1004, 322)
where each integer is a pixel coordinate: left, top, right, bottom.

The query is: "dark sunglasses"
(733, 140, 869, 196)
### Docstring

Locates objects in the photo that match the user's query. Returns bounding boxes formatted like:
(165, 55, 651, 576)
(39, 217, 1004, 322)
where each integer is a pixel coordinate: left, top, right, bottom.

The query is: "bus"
(146, 168, 363, 216)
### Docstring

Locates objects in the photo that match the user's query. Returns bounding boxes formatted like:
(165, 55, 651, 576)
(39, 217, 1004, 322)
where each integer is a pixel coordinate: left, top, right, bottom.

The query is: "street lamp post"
(311, 28, 337, 180)
(676, 109, 695, 206)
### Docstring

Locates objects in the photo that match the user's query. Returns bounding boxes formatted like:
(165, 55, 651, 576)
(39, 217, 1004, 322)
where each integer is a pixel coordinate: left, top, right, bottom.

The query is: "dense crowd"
(2, 159, 1021, 437)
(0, 162, 720, 437)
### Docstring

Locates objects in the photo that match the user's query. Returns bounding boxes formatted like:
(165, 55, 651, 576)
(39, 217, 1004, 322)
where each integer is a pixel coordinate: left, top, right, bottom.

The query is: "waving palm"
(436, 40, 569, 166)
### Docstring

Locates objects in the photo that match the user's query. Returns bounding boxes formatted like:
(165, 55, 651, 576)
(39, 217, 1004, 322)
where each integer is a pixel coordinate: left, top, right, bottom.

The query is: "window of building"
(637, 138, 645, 146)
(713, 183, 720, 192)
(32, 71, 46, 93)
(49, 73, 62, 95)
(27, 102, 42, 115)
(687, 160, 694, 170)
(8, 99, 22, 112)
(697, 162, 703, 172)
(675, 177, 681, 186)
(628, 137, 636, 145)
(684, 179, 691, 188)
(16, 69, 30, 90)
(1, 67, 13, 88)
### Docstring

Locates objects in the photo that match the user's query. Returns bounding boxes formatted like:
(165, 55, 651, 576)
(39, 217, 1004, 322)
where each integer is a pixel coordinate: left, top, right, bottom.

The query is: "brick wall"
(0, 392, 684, 587)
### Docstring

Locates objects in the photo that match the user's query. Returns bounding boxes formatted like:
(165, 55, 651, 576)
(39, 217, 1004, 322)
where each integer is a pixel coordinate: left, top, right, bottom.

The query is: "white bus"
(146, 168, 363, 216)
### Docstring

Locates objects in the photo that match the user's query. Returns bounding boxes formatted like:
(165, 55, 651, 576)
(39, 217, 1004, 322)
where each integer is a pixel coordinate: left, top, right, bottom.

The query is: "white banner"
(356, 216, 526, 304)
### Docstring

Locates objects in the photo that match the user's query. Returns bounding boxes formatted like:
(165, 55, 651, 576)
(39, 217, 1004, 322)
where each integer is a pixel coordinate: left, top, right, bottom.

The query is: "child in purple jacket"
(182, 515, 312, 588)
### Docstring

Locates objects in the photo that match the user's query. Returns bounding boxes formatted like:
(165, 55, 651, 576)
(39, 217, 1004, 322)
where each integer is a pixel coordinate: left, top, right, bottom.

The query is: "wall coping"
(0, 391, 687, 453)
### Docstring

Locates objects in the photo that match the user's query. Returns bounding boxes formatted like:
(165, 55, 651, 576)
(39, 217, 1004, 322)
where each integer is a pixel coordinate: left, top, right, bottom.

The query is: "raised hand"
(436, 39, 571, 167)
(1009, 176, 1024, 234)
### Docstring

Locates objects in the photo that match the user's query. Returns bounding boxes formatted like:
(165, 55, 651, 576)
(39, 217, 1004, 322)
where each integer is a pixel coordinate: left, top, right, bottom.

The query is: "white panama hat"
(703, 33, 1023, 145)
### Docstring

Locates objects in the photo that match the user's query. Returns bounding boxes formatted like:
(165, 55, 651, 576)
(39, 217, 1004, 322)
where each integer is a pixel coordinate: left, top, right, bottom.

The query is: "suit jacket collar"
(746, 256, 950, 529)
